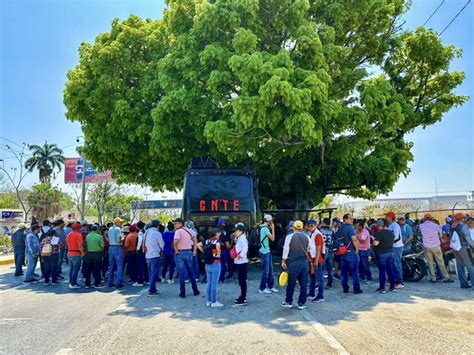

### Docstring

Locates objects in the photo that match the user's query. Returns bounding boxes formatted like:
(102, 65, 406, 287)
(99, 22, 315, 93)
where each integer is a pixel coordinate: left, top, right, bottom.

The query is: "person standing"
(39, 228, 62, 285)
(198, 227, 223, 307)
(373, 219, 396, 293)
(419, 214, 454, 284)
(173, 218, 200, 298)
(451, 213, 474, 289)
(143, 220, 164, 296)
(398, 217, 414, 254)
(356, 221, 372, 284)
(338, 214, 363, 294)
(281, 221, 313, 310)
(66, 223, 84, 289)
(216, 218, 233, 282)
(258, 214, 278, 294)
(233, 224, 249, 307)
(124, 224, 139, 284)
(84, 225, 105, 288)
(319, 218, 336, 289)
(24, 224, 40, 283)
(384, 212, 404, 288)
(107, 217, 125, 288)
(307, 220, 324, 302)
(12, 223, 28, 276)
(54, 219, 67, 279)
(161, 222, 176, 284)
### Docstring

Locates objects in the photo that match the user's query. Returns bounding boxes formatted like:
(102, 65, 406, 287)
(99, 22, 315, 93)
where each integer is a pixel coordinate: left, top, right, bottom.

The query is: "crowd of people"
(8, 210, 474, 310)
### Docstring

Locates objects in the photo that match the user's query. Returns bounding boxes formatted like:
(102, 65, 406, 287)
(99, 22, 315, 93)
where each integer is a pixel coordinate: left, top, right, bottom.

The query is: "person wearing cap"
(134, 221, 148, 286)
(307, 220, 325, 302)
(144, 220, 165, 296)
(173, 218, 200, 298)
(331, 218, 342, 279)
(373, 219, 396, 293)
(54, 219, 67, 279)
(107, 217, 125, 288)
(233, 224, 249, 306)
(66, 223, 85, 289)
(404, 213, 415, 228)
(258, 214, 278, 294)
(39, 228, 63, 285)
(450, 213, 474, 289)
(24, 224, 41, 283)
(186, 221, 201, 282)
(419, 214, 454, 284)
(338, 214, 363, 294)
(124, 224, 139, 284)
(216, 218, 233, 283)
(11, 223, 28, 276)
(161, 222, 176, 284)
(84, 225, 105, 288)
(384, 211, 404, 289)
(319, 218, 336, 289)
(281, 220, 314, 310)
(398, 216, 414, 254)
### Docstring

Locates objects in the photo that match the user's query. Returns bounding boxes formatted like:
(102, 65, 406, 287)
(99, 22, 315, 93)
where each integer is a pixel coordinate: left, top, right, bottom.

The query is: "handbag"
(295, 233, 315, 274)
(450, 231, 462, 251)
(230, 247, 240, 259)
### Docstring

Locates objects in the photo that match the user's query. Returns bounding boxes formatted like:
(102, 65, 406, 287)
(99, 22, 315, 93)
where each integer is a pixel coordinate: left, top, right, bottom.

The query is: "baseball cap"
(445, 216, 452, 223)
(235, 225, 246, 232)
(264, 214, 273, 222)
(235, 222, 245, 228)
(150, 220, 160, 228)
(113, 217, 124, 224)
(128, 224, 137, 232)
(454, 212, 465, 221)
(72, 223, 81, 230)
(217, 218, 226, 225)
(384, 211, 396, 219)
(293, 220, 304, 230)
(423, 213, 433, 220)
(332, 218, 340, 224)
(288, 220, 295, 228)
(307, 219, 317, 226)
(185, 221, 195, 229)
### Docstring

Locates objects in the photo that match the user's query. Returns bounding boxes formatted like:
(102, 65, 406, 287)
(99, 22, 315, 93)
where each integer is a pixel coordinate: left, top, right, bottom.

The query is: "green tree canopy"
(0, 192, 20, 209)
(27, 184, 63, 222)
(64, 0, 466, 208)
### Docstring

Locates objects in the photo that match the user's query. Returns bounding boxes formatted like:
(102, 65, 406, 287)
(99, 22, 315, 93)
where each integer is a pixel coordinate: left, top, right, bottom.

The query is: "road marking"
(301, 309, 350, 355)
(55, 348, 74, 354)
(0, 284, 27, 295)
(0, 318, 32, 325)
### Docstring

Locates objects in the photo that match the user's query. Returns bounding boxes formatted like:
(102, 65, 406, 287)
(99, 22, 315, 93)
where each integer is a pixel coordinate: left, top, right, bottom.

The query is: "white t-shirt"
(390, 222, 403, 248)
(234, 234, 249, 264)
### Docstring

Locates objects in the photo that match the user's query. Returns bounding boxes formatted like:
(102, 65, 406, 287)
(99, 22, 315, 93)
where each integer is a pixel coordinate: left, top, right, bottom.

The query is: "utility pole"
(81, 151, 87, 220)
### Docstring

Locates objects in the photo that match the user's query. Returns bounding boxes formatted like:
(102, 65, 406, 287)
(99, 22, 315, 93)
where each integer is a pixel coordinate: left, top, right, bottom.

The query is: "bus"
(182, 158, 259, 231)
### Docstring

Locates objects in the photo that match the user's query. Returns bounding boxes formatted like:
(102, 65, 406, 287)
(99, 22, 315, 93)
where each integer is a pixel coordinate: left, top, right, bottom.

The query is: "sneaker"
(179, 293, 186, 298)
(167, 279, 175, 284)
(161, 279, 167, 284)
(281, 302, 293, 309)
(443, 279, 454, 283)
(69, 284, 80, 289)
(394, 283, 403, 289)
(333, 274, 340, 280)
(185, 280, 190, 283)
(313, 296, 325, 303)
(193, 290, 200, 296)
(297, 304, 307, 310)
(389, 288, 397, 292)
(23, 279, 36, 284)
(233, 299, 248, 307)
(85, 285, 95, 289)
(325, 285, 333, 290)
(147, 292, 159, 297)
(378, 289, 387, 294)
(211, 301, 224, 308)
(429, 279, 437, 283)
(206, 301, 212, 307)
(270, 288, 279, 293)
(132, 282, 144, 287)
(259, 288, 272, 294)
(385, 281, 391, 286)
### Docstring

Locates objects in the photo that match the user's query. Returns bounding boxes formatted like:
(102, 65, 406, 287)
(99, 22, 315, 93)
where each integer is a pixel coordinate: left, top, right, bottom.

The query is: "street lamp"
(76, 135, 87, 220)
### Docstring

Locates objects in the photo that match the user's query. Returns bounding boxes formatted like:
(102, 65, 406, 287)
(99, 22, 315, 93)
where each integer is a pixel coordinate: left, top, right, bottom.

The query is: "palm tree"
(25, 142, 65, 184)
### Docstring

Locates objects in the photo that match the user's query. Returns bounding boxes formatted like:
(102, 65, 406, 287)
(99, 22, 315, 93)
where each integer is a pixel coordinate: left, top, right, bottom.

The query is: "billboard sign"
(131, 200, 183, 210)
(64, 158, 112, 183)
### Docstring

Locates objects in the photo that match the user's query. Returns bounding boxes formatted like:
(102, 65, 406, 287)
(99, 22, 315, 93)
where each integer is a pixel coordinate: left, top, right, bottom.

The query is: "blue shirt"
(401, 224, 413, 252)
(340, 223, 357, 252)
(259, 225, 271, 254)
(162, 231, 175, 255)
(11, 229, 26, 249)
(108, 225, 123, 246)
(26, 232, 40, 255)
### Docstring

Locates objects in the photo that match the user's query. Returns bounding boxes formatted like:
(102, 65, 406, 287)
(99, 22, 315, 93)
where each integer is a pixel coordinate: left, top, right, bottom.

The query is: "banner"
(64, 158, 112, 183)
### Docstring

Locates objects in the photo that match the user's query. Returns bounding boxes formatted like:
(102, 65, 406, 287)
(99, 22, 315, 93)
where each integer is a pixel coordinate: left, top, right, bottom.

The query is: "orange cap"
(423, 213, 433, 220)
(454, 212, 465, 221)
(384, 211, 396, 219)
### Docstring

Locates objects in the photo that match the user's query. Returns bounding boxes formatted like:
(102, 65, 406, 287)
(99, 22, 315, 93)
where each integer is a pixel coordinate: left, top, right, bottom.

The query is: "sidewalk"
(0, 254, 14, 265)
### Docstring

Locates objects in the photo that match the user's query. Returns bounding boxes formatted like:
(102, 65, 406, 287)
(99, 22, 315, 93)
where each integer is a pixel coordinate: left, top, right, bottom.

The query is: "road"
(0, 260, 473, 354)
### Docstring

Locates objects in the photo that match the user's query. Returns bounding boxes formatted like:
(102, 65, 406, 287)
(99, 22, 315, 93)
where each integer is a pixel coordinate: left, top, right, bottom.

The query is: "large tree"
(64, 0, 466, 208)
(25, 142, 65, 184)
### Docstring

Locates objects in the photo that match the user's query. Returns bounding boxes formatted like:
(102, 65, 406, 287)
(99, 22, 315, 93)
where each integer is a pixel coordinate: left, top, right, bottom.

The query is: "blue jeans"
(147, 257, 161, 294)
(324, 252, 334, 286)
(359, 249, 372, 281)
(175, 251, 199, 296)
(193, 254, 200, 279)
(14, 247, 25, 275)
(136, 252, 146, 283)
(58, 249, 66, 274)
(259, 252, 274, 290)
(107, 246, 124, 286)
(24, 253, 38, 281)
(162, 253, 176, 280)
(309, 263, 324, 298)
(205, 262, 221, 303)
(285, 258, 309, 305)
(392, 246, 404, 283)
(219, 249, 233, 282)
(341, 253, 361, 293)
(454, 247, 474, 288)
(68, 255, 82, 285)
(376, 252, 395, 290)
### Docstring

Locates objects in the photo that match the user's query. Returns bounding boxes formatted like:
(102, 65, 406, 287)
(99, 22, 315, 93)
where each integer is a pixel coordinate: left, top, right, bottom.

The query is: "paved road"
(0, 260, 473, 354)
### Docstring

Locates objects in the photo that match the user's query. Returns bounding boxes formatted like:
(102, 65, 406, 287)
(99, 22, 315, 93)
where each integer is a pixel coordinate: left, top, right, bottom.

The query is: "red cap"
(454, 212, 465, 221)
(384, 211, 396, 219)
(72, 223, 81, 230)
(423, 213, 433, 220)
(129, 224, 137, 232)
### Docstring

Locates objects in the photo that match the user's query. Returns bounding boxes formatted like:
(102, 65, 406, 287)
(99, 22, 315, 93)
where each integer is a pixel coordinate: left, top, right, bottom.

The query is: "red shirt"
(315, 233, 324, 264)
(67, 231, 84, 256)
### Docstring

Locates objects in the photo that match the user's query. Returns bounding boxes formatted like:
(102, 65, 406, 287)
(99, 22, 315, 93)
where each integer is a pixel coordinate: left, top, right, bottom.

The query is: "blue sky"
(0, 0, 472, 199)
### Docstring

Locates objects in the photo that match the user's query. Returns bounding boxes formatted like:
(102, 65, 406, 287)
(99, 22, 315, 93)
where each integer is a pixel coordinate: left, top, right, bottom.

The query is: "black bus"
(182, 158, 259, 231)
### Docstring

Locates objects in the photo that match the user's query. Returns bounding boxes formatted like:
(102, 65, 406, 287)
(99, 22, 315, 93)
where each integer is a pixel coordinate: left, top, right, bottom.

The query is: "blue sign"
(76, 159, 97, 179)
(130, 200, 183, 210)
(1, 211, 23, 219)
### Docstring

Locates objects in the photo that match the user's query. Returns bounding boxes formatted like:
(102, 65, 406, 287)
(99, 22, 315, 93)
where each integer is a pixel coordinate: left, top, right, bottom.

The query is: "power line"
(423, 0, 445, 26)
(439, 0, 471, 36)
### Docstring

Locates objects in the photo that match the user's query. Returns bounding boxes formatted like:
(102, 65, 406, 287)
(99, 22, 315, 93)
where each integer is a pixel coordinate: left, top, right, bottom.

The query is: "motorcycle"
(402, 245, 428, 282)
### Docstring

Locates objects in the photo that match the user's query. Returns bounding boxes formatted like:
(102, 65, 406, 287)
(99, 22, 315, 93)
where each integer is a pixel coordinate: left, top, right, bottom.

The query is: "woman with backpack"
(197, 227, 223, 308)
(232, 224, 249, 306)
(39, 228, 63, 285)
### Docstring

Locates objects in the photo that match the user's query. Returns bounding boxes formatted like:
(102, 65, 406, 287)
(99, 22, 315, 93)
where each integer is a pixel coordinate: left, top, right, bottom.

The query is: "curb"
(0, 256, 14, 266)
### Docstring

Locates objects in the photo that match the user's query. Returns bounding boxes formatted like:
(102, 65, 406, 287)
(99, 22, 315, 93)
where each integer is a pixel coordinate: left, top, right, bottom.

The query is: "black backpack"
(248, 226, 266, 250)
(201, 241, 215, 265)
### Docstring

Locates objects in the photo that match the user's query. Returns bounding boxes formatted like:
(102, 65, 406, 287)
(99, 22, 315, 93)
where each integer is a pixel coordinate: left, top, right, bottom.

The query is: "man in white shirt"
(385, 211, 404, 288)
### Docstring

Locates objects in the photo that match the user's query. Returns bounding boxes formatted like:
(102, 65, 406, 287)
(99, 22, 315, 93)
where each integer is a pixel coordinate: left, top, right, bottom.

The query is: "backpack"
(41, 242, 53, 257)
(201, 240, 215, 265)
(248, 226, 267, 250)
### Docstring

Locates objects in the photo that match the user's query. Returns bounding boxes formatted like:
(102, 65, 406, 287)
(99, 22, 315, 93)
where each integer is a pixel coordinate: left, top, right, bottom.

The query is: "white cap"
(264, 214, 273, 222)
